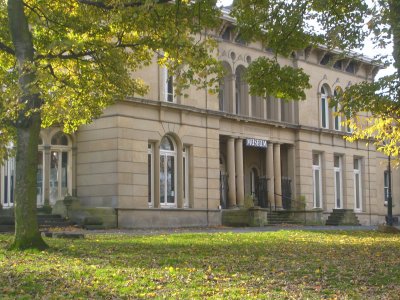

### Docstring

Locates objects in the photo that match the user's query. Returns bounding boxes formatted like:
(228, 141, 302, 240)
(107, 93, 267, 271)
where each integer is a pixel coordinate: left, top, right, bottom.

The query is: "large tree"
(0, 0, 222, 250)
(1, 0, 397, 249)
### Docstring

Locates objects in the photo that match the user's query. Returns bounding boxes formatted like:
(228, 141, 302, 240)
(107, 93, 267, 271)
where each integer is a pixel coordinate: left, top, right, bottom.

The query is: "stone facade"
(1, 16, 398, 228)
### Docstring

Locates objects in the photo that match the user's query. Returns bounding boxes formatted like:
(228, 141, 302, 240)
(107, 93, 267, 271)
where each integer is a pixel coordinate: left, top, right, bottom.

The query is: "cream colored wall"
(76, 99, 220, 211)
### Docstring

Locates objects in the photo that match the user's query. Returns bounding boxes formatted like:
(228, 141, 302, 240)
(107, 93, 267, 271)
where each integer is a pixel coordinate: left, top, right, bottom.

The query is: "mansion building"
(1, 13, 398, 227)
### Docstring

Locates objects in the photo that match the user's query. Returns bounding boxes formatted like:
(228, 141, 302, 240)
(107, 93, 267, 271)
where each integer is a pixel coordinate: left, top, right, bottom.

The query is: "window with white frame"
(312, 153, 322, 208)
(183, 146, 189, 208)
(49, 132, 71, 204)
(1, 156, 15, 208)
(163, 67, 174, 103)
(353, 158, 362, 211)
(160, 136, 177, 207)
(334, 155, 343, 209)
(333, 89, 341, 131)
(384, 170, 390, 204)
(320, 86, 329, 129)
(346, 118, 353, 133)
(148, 143, 154, 207)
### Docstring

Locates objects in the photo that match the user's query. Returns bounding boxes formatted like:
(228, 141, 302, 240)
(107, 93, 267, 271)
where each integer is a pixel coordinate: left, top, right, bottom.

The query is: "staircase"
(267, 211, 303, 225)
(325, 209, 361, 226)
(0, 213, 76, 233)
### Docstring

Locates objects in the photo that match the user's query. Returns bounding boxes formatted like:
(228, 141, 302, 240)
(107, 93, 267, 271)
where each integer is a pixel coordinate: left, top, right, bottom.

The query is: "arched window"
(219, 62, 232, 113)
(49, 132, 70, 204)
(333, 88, 342, 131)
(320, 85, 330, 129)
(160, 136, 177, 207)
(235, 66, 248, 116)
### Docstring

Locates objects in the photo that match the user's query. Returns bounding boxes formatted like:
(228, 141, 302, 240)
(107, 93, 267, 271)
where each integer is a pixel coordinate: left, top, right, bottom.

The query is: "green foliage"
(246, 57, 311, 100)
(0, 0, 223, 157)
(1, 231, 400, 298)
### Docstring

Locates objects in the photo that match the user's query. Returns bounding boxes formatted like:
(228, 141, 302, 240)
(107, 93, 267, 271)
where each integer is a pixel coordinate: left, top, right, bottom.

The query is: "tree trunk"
(8, 0, 47, 250)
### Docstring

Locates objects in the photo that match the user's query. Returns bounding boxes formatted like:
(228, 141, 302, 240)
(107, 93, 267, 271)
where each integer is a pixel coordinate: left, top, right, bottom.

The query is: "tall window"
(49, 132, 70, 204)
(312, 153, 322, 208)
(334, 155, 343, 209)
(148, 143, 154, 207)
(235, 69, 241, 115)
(37, 148, 44, 206)
(353, 158, 362, 211)
(160, 136, 177, 207)
(218, 79, 225, 111)
(183, 146, 189, 208)
(163, 68, 174, 103)
(333, 89, 341, 131)
(235, 66, 247, 115)
(320, 86, 329, 129)
(384, 170, 390, 204)
(1, 156, 15, 208)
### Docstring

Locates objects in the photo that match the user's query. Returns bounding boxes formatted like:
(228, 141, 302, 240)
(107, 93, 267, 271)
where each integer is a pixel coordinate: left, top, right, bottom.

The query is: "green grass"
(0, 230, 400, 299)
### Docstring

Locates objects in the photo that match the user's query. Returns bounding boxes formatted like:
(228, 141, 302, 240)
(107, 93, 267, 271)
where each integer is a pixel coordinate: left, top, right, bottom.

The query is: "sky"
(216, 0, 394, 79)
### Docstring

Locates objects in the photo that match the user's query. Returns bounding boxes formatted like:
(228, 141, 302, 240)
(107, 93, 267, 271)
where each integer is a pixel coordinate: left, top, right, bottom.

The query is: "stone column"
(153, 141, 160, 208)
(227, 137, 236, 208)
(274, 143, 282, 209)
(266, 143, 274, 207)
(235, 138, 244, 207)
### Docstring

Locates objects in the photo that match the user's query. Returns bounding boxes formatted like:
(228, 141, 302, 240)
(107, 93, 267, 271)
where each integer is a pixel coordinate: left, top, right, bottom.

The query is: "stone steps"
(267, 212, 303, 225)
(0, 213, 76, 233)
(325, 209, 360, 226)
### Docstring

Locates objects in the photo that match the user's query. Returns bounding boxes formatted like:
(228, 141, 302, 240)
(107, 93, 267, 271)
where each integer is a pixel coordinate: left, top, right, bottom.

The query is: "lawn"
(0, 230, 399, 299)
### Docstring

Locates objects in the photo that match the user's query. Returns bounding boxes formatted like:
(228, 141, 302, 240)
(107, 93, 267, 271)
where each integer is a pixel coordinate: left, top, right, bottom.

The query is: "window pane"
(312, 154, 320, 166)
(61, 152, 68, 197)
(354, 158, 359, 170)
(3, 161, 8, 204)
(160, 136, 174, 151)
(334, 155, 340, 168)
(355, 173, 360, 209)
(321, 98, 326, 128)
(50, 151, 59, 202)
(315, 169, 320, 208)
(51, 132, 68, 145)
(37, 151, 43, 204)
(160, 155, 165, 204)
(167, 156, 175, 203)
(148, 153, 152, 203)
(335, 171, 341, 208)
(183, 156, 186, 200)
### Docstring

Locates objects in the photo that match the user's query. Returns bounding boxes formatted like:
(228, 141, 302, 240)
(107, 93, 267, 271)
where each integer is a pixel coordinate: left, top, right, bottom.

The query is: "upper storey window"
(320, 86, 329, 129)
(235, 66, 248, 116)
(333, 88, 341, 131)
(219, 62, 232, 113)
(162, 67, 175, 103)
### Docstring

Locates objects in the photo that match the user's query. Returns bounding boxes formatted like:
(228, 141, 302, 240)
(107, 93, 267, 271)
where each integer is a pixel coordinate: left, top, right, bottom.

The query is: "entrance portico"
(220, 135, 294, 210)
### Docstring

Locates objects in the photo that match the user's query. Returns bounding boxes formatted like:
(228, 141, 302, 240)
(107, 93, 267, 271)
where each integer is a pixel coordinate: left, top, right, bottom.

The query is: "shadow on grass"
(1, 231, 400, 298)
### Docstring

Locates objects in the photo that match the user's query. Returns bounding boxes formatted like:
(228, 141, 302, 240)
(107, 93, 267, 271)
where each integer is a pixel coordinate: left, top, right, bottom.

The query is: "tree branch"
(77, 0, 171, 10)
(0, 41, 15, 55)
(36, 50, 97, 60)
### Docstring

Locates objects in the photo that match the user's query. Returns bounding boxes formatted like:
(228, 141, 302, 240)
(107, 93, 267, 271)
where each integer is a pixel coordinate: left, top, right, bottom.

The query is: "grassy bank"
(0, 230, 399, 299)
